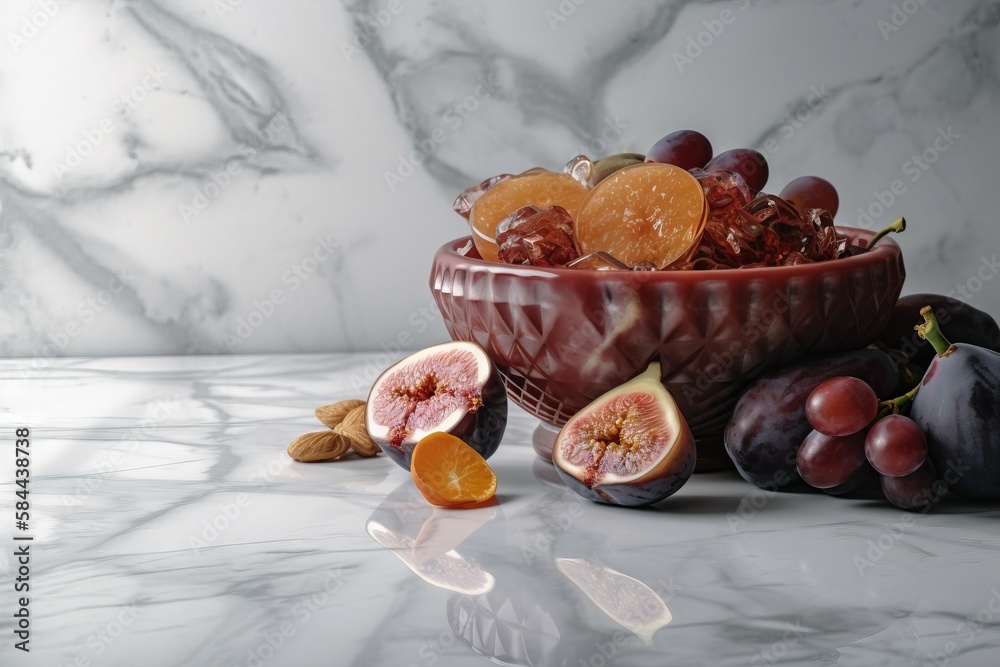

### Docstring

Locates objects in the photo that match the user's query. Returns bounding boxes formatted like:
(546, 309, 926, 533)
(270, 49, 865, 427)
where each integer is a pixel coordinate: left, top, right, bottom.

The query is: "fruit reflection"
(555, 558, 672, 645)
(366, 481, 498, 595)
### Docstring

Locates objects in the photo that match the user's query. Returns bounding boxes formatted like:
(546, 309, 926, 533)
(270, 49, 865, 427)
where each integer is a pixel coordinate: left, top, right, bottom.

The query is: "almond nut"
(287, 431, 352, 462)
(335, 404, 380, 457)
(315, 399, 365, 429)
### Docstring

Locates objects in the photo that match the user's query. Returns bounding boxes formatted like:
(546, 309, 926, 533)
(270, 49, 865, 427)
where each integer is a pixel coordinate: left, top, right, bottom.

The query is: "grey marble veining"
(2, 353, 1000, 666)
(1, 0, 1000, 358)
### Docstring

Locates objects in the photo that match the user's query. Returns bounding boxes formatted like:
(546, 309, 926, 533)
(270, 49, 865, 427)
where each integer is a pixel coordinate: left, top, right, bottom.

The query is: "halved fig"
(365, 341, 507, 470)
(552, 362, 696, 506)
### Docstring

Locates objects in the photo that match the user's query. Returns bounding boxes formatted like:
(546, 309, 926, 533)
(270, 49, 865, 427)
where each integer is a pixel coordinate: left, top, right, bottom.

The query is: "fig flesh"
(878, 294, 1000, 369)
(725, 349, 899, 491)
(552, 362, 695, 506)
(910, 309, 1000, 499)
(366, 341, 507, 470)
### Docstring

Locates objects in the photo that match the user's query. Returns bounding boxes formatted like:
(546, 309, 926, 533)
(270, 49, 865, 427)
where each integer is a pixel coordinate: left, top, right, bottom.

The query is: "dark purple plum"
(910, 308, 1000, 499)
(725, 349, 899, 490)
(645, 130, 713, 170)
(877, 294, 1000, 369)
(705, 148, 769, 192)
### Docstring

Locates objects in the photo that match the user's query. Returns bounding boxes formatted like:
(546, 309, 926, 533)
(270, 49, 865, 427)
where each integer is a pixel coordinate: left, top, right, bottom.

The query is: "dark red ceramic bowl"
(430, 228, 905, 470)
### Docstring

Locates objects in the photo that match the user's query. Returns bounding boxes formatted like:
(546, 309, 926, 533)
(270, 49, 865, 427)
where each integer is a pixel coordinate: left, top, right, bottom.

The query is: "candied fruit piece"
(453, 174, 511, 220)
(575, 163, 707, 269)
(564, 155, 595, 188)
(566, 251, 631, 271)
(470, 172, 588, 263)
(496, 205, 579, 267)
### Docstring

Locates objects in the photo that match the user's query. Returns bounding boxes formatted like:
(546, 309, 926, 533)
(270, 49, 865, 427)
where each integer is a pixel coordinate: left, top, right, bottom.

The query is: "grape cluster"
(795, 376, 939, 511)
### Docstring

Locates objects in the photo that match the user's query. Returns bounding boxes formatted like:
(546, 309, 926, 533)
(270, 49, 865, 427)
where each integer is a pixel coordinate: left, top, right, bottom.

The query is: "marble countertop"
(2, 353, 999, 667)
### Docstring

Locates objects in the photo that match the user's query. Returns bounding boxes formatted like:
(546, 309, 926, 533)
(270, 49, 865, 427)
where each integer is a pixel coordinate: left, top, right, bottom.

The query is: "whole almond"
(287, 431, 352, 462)
(315, 399, 365, 429)
(335, 405, 380, 457)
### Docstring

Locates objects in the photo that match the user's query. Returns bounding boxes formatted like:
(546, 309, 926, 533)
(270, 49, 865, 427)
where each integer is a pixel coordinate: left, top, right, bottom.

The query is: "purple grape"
(806, 377, 878, 436)
(645, 130, 713, 170)
(704, 148, 769, 192)
(796, 429, 868, 489)
(880, 459, 940, 511)
(779, 176, 839, 218)
(865, 414, 927, 477)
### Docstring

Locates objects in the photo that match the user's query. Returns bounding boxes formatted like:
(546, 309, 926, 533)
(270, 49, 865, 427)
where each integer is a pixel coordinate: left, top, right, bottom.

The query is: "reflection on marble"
(2, 1, 1000, 358)
(2, 353, 1000, 666)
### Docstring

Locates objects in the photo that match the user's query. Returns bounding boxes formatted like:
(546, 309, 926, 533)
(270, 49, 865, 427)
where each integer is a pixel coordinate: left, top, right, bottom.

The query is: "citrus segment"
(411, 432, 498, 506)
(469, 172, 588, 262)
(575, 163, 707, 269)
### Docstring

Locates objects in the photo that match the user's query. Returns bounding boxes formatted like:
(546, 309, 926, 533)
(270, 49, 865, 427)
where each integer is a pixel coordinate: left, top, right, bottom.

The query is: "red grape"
(704, 148, 769, 192)
(645, 130, 713, 170)
(779, 176, 839, 218)
(865, 414, 927, 477)
(880, 459, 940, 511)
(806, 376, 878, 436)
(796, 429, 868, 489)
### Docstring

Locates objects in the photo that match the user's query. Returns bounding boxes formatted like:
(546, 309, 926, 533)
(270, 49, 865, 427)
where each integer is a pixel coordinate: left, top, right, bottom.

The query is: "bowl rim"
(433, 226, 900, 280)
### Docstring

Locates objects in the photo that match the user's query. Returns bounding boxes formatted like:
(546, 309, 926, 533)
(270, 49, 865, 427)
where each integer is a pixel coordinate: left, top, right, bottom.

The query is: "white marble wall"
(1, 0, 998, 357)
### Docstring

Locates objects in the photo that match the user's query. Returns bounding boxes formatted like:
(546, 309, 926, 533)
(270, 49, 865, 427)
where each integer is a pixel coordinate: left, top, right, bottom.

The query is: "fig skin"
(878, 294, 1000, 369)
(724, 349, 899, 491)
(552, 363, 696, 507)
(365, 342, 508, 470)
(911, 344, 1000, 499)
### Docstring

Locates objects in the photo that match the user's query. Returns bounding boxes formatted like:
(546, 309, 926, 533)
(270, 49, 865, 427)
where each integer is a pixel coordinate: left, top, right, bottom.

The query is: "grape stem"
(865, 217, 906, 248)
(915, 306, 956, 357)
(876, 383, 920, 420)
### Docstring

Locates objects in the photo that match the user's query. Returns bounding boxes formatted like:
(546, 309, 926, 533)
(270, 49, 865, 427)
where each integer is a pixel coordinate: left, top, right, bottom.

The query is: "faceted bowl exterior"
(429, 228, 905, 470)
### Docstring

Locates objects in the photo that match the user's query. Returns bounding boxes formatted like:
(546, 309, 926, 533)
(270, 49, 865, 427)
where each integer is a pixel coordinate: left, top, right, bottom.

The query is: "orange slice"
(469, 171, 588, 262)
(411, 432, 498, 507)
(575, 162, 707, 269)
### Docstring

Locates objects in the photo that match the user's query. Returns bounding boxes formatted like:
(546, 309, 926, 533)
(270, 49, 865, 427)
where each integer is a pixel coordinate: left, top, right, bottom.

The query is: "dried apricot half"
(575, 162, 707, 269)
(469, 171, 588, 262)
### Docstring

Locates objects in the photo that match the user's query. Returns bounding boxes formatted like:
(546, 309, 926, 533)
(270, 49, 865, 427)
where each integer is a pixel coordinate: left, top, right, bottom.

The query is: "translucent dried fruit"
(564, 154, 595, 188)
(566, 251, 631, 271)
(469, 172, 589, 262)
(575, 163, 707, 269)
(495, 205, 579, 267)
(453, 174, 512, 220)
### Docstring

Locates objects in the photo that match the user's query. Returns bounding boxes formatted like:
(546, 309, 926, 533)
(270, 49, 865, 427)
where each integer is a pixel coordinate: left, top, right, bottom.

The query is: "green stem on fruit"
(592, 153, 645, 184)
(915, 306, 956, 358)
(876, 382, 920, 420)
(865, 216, 907, 248)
